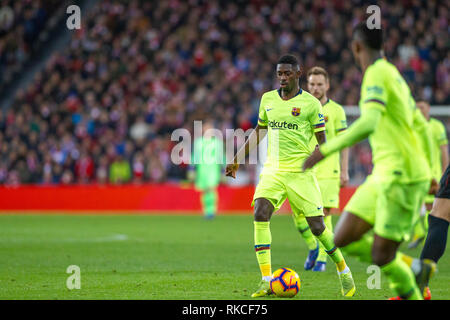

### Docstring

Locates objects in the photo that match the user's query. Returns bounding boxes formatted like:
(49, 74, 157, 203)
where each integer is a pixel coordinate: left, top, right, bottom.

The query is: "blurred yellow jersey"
(309, 99, 347, 179)
(359, 58, 430, 183)
(427, 117, 448, 180)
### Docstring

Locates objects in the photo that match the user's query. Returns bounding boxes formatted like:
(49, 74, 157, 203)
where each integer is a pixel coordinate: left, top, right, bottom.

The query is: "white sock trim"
(338, 266, 350, 275)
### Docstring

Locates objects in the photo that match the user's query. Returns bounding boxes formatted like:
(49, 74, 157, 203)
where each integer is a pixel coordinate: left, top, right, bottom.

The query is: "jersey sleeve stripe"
(314, 123, 325, 128)
(258, 117, 268, 123)
(363, 98, 385, 106)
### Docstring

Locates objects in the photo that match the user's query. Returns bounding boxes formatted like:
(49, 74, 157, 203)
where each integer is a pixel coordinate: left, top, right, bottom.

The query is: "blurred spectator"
(75, 151, 94, 183)
(109, 154, 131, 184)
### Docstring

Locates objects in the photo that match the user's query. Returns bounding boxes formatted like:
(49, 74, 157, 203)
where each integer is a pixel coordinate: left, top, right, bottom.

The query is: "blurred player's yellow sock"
(381, 254, 422, 300)
(317, 215, 333, 262)
(398, 252, 423, 276)
(316, 227, 348, 273)
(293, 214, 318, 250)
(399, 252, 413, 267)
(254, 221, 272, 280)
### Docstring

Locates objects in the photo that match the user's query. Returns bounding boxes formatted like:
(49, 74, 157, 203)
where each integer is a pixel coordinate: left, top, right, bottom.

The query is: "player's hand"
(303, 148, 324, 171)
(340, 171, 349, 188)
(428, 178, 439, 195)
(225, 163, 239, 179)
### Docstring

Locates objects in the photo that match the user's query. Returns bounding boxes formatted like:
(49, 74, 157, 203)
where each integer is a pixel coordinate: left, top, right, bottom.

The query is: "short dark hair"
(277, 54, 299, 68)
(307, 66, 329, 81)
(353, 21, 383, 50)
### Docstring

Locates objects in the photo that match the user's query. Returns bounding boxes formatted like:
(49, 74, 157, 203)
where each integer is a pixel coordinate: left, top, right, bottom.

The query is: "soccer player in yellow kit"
(304, 22, 436, 300)
(294, 66, 349, 272)
(225, 55, 355, 298)
(408, 100, 449, 248)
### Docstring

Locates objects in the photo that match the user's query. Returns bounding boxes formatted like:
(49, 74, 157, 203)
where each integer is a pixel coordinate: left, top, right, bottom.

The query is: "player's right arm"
(311, 99, 326, 146)
(226, 94, 269, 179)
(225, 124, 267, 178)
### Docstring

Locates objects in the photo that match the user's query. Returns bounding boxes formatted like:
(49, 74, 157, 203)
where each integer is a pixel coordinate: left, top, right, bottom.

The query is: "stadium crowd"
(0, 0, 448, 185)
(0, 0, 63, 88)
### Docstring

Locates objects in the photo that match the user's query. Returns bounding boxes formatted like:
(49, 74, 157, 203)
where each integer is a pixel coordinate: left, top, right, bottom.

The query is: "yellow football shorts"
(252, 170, 324, 217)
(344, 174, 429, 242)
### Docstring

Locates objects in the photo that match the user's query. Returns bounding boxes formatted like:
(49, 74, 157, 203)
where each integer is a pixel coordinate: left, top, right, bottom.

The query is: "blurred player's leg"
(421, 209, 449, 263)
(399, 167, 450, 299)
(421, 172, 450, 263)
(307, 215, 355, 297)
(292, 213, 319, 270)
(420, 166, 450, 298)
(314, 213, 333, 271)
(201, 188, 217, 219)
(408, 201, 432, 249)
(288, 172, 355, 296)
(313, 179, 341, 271)
(373, 181, 430, 300)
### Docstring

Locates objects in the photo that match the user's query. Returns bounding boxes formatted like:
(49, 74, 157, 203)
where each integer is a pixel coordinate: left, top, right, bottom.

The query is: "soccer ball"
(270, 267, 300, 298)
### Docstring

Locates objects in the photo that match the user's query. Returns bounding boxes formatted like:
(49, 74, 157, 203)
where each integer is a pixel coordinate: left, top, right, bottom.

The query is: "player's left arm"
(311, 100, 326, 146)
(314, 130, 326, 145)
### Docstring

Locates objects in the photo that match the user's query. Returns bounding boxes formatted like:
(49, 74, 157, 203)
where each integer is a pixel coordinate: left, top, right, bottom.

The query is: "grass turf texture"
(0, 214, 448, 300)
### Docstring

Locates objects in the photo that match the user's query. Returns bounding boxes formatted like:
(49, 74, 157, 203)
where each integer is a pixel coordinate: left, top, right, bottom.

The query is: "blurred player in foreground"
(304, 22, 436, 300)
(189, 120, 224, 219)
(226, 54, 355, 298)
(408, 101, 449, 249)
(396, 164, 450, 300)
(294, 66, 349, 272)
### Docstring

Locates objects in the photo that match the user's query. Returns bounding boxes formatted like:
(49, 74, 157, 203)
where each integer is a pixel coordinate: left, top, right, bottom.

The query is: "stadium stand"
(0, 0, 64, 89)
(0, 0, 448, 185)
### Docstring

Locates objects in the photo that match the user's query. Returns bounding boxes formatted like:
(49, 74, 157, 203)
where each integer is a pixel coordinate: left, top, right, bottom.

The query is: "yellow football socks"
(254, 221, 272, 279)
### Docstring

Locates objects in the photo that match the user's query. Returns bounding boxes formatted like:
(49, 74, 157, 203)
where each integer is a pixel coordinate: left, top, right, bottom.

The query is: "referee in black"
(420, 164, 450, 299)
(421, 164, 450, 263)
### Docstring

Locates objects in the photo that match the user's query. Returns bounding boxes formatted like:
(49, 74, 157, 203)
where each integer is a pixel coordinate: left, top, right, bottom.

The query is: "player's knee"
(307, 218, 326, 236)
(310, 224, 325, 236)
(371, 245, 396, 266)
(253, 198, 273, 222)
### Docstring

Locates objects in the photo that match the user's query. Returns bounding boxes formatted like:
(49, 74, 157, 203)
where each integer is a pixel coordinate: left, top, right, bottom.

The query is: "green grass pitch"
(0, 214, 448, 300)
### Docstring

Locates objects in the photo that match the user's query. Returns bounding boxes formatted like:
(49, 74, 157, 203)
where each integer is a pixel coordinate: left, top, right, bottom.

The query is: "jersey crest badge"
(291, 107, 301, 116)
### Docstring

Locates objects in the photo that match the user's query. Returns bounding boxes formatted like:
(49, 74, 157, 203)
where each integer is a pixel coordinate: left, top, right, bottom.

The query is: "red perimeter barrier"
(0, 184, 357, 214)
